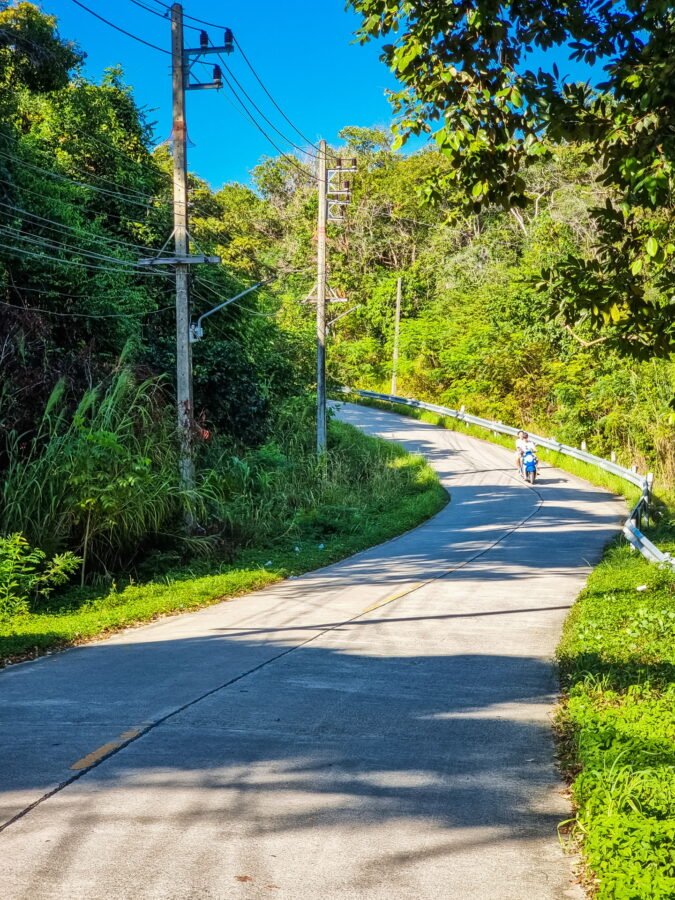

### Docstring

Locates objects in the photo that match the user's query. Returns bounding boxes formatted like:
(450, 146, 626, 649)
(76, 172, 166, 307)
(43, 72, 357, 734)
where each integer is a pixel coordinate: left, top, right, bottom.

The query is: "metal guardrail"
(343, 387, 674, 570)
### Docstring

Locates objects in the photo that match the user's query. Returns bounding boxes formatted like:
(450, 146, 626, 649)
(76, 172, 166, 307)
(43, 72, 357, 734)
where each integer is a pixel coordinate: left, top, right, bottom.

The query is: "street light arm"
(191, 277, 276, 341)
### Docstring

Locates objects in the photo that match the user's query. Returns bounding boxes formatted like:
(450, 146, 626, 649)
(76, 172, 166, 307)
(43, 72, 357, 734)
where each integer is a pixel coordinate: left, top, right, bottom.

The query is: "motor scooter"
(521, 449, 538, 484)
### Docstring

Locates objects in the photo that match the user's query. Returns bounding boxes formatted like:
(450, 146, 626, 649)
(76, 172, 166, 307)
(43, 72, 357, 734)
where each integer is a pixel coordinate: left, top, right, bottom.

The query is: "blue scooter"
(521, 449, 538, 484)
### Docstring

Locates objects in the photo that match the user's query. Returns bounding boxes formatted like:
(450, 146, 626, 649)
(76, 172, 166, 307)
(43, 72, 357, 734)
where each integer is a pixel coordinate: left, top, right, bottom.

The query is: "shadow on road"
(1, 632, 569, 885)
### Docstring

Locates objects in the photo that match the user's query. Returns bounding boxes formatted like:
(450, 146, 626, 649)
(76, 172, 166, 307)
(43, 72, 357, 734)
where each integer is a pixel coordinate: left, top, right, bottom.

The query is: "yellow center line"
(70, 726, 146, 771)
(361, 582, 424, 615)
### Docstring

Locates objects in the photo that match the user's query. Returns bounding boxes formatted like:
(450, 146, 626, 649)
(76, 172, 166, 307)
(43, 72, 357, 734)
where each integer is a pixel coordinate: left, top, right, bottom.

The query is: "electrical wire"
(132, 0, 319, 156)
(209, 40, 318, 160)
(0, 133, 160, 205)
(0, 225, 164, 271)
(143, 0, 229, 31)
(211, 50, 317, 184)
(70, 0, 211, 68)
(2, 281, 144, 301)
(0, 147, 174, 212)
(207, 44, 318, 159)
(9, 5, 319, 186)
(0, 26, 164, 172)
(0, 238, 170, 276)
(127, 0, 201, 34)
(0, 176, 160, 229)
(233, 37, 319, 151)
(49, 124, 161, 174)
(71, 0, 171, 56)
(0, 296, 173, 319)
(0, 199, 171, 257)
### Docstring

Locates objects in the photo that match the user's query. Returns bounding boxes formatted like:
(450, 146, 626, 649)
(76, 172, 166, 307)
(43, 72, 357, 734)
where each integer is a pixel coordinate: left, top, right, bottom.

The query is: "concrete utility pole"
(316, 139, 328, 455)
(139, 5, 231, 498)
(171, 2, 194, 492)
(391, 275, 402, 395)
(308, 148, 356, 455)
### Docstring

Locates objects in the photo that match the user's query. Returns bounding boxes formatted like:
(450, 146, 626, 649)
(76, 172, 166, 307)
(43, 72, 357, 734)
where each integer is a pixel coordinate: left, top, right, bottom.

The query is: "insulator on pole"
(199, 30, 208, 48)
(224, 28, 234, 53)
(213, 65, 222, 88)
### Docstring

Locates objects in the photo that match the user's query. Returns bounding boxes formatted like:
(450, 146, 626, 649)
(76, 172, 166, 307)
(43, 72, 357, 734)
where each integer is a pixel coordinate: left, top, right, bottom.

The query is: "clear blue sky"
(43, 2, 598, 190)
(43, 0, 402, 188)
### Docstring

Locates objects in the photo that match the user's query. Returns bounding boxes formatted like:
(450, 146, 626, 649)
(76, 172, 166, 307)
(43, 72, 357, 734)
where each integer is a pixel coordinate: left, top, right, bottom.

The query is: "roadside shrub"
(557, 535, 675, 899)
(0, 370, 182, 578)
(0, 533, 80, 618)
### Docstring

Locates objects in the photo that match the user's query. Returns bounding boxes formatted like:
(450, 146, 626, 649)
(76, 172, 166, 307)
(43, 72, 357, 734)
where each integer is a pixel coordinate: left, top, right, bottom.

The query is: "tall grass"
(1, 377, 444, 592)
(0, 371, 182, 580)
(0, 403, 447, 662)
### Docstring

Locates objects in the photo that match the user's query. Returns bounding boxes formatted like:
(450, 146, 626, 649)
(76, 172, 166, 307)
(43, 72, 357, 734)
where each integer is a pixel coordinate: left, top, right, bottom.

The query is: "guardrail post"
(581, 440, 587, 451)
(645, 473, 654, 528)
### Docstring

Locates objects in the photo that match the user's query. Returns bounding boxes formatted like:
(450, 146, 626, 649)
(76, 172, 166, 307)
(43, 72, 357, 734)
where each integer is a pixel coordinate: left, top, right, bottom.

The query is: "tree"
(350, 0, 675, 356)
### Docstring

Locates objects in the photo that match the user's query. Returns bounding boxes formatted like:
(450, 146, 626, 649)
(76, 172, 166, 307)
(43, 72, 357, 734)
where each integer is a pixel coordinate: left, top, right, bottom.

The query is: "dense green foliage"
(350, 0, 675, 355)
(557, 531, 675, 899)
(228, 131, 675, 484)
(0, 3, 304, 447)
(0, 3, 315, 588)
(0, 416, 446, 663)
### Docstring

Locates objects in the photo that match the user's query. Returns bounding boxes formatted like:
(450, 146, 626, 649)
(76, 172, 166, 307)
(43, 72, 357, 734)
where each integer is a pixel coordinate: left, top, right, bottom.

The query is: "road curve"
(0, 402, 625, 899)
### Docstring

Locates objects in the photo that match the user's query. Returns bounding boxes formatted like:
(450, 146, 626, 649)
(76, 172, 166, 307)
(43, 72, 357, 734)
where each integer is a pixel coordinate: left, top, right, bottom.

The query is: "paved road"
(0, 403, 625, 899)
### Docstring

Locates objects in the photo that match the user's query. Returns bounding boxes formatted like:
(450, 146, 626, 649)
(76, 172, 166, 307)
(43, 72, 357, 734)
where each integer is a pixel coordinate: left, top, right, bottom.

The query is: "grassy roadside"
(0, 422, 447, 666)
(340, 394, 675, 897)
(556, 523, 675, 899)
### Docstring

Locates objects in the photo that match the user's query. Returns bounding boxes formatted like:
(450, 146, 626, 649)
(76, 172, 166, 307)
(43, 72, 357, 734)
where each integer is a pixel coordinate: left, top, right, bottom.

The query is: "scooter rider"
(515, 430, 537, 473)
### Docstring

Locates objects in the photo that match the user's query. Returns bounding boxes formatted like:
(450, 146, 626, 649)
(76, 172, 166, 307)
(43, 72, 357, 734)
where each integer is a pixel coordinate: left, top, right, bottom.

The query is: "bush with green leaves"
(0, 532, 80, 618)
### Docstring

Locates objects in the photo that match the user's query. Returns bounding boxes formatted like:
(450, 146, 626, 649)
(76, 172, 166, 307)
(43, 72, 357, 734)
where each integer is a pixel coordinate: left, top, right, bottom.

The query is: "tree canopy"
(350, 0, 675, 356)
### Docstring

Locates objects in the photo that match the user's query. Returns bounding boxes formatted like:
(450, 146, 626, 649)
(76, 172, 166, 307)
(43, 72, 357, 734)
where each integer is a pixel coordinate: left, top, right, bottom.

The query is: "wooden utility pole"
(391, 276, 402, 395)
(171, 3, 194, 492)
(316, 139, 328, 454)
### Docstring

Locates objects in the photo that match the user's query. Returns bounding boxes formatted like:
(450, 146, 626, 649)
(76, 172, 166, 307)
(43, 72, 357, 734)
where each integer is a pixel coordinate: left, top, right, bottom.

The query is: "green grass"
(556, 519, 675, 899)
(0, 422, 447, 665)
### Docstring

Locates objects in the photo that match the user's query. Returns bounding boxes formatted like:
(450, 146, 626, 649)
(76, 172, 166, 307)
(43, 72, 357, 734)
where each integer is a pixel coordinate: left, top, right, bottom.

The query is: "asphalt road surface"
(0, 403, 625, 899)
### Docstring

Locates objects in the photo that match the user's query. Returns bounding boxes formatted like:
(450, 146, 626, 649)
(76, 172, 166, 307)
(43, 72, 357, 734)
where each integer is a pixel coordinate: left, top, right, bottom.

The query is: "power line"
(47, 120, 161, 174)
(212, 50, 317, 184)
(0, 238, 170, 276)
(1, 25, 163, 172)
(144, 0, 229, 31)
(0, 134, 161, 205)
(0, 133, 159, 205)
(0, 176, 160, 229)
(0, 147, 172, 212)
(2, 281, 143, 301)
(0, 296, 173, 319)
(127, 0, 201, 34)
(233, 37, 319, 151)
(0, 199, 171, 256)
(71, 0, 171, 56)
(70, 0, 210, 69)
(0, 225, 162, 270)
(209, 39, 318, 160)
(130, 1, 318, 157)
